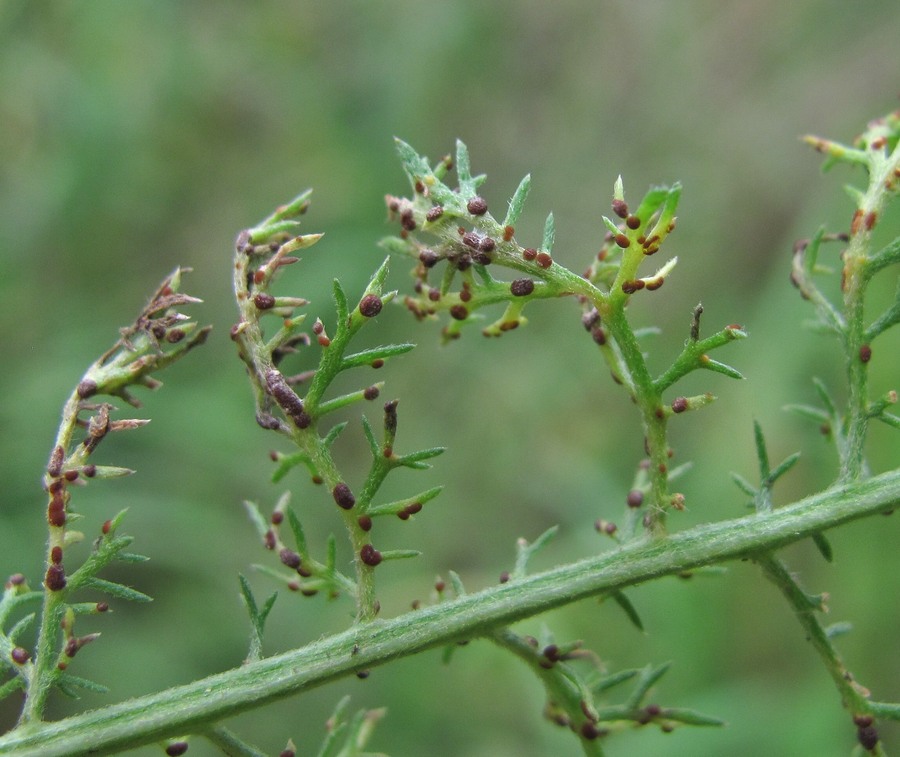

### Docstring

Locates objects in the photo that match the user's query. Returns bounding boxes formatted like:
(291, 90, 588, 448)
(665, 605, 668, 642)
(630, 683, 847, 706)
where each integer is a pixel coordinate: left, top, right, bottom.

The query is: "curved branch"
(3, 469, 898, 756)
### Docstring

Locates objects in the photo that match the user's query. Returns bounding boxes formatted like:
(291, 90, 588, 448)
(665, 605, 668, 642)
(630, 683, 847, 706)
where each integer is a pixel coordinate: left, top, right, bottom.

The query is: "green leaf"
(541, 212, 555, 254)
(239, 574, 277, 663)
(610, 590, 644, 632)
(115, 552, 150, 564)
(825, 621, 853, 639)
(394, 138, 432, 187)
(82, 577, 152, 603)
(625, 662, 672, 709)
(875, 411, 900, 430)
(340, 343, 416, 370)
(8, 613, 36, 644)
(0, 677, 24, 702)
(56, 673, 109, 698)
(503, 174, 532, 228)
(259, 188, 313, 227)
(591, 668, 639, 694)
(379, 549, 422, 561)
(753, 421, 770, 478)
(365, 256, 391, 296)
(322, 421, 348, 448)
(87, 465, 136, 479)
(378, 234, 415, 257)
(286, 507, 308, 556)
(448, 570, 466, 597)
(783, 403, 829, 424)
(396, 446, 446, 469)
(271, 451, 315, 483)
(659, 706, 725, 727)
(766, 451, 801, 486)
(632, 186, 670, 221)
(361, 415, 379, 458)
(514, 526, 559, 577)
(601, 215, 622, 237)
(367, 486, 443, 517)
(318, 389, 379, 417)
(455, 139, 474, 194)
(811, 532, 834, 563)
(244, 500, 270, 542)
(700, 357, 744, 380)
(332, 279, 349, 324)
(667, 461, 693, 483)
(731, 472, 758, 498)
(812, 377, 838, 418)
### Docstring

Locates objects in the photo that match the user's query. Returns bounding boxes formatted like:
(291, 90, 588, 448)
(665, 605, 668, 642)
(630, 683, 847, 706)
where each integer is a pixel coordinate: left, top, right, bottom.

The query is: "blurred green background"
(1, 2, 899, 755)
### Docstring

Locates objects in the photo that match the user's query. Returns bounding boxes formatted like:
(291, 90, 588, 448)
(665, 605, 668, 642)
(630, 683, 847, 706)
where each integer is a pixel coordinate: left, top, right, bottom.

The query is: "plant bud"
(359, 294, 383, 318)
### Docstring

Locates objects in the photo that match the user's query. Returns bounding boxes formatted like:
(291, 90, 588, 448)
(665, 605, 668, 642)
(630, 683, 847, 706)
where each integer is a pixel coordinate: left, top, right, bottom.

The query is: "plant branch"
(3, 469, 897, 756)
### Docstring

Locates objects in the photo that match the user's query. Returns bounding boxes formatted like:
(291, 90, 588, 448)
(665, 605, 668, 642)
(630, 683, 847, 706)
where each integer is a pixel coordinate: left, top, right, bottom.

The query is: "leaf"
(659, 706, 725, 727)
(503, 174, 532, 228)
(700, 357, 744, 380)
(286, 507, 308, 556)
(812, 532, 834, 563)
(541, 212, 555, 254)
(8, 613, 36, 644)
(114, 552, 150, 564)
(365, 256, 391, 296)
(394, 138, 432, 183)
(631, 186, 670, 221)
(766, 451, 801, 486)
(610, 590, 644, 632)
(753, 420, 770, 478)
(448, 570, 466, 597)
(825, 621, 853, 639)
(271, 451, 315, 483)
(378, 549, 422, 561)
(812, 377, 838, 418)
(396, 446, 446, 469)
(322, 422, 348, 448)
(239, 574, 277, 663)
(87, 465, 136, 479)
(876, 411, 900, 430)
(0, 677, 24, 702)
(361, 415, 379, 458)
(731, 472, 758, 498)
(455, 139, 474, 194)
(514, 526, 559, 577)
(55, 673, 109, 698)
(82, 577, 152, 603)
(244, 500, 270, 542)
(625, 662, 672, 709)
(332, 279, 349, 324)
(601, 215, 622, 237)
(340, 343, 416, 370)
(591, 668, 639, 694)
(783, 403, 829, 424)
(367, 486, 443, 517)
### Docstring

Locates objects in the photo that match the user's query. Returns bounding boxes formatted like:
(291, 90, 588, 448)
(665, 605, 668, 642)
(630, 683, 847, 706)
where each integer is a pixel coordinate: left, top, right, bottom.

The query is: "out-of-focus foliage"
(1, 2, 898, 755)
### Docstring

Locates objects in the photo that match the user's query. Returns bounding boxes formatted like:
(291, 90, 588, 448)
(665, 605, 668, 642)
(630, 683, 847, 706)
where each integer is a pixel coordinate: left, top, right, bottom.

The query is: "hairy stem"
(2, 470, 897, 756)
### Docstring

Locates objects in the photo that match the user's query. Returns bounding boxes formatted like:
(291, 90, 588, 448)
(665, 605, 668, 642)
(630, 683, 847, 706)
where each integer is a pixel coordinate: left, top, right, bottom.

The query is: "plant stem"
(757, 555, 871, 716)
(837, 133, 900, 483)
(3, 469, 897, 756)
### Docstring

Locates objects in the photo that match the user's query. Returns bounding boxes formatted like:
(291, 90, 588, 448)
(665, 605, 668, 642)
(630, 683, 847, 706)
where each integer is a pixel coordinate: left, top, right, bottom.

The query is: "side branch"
(3, 470, 898, 756)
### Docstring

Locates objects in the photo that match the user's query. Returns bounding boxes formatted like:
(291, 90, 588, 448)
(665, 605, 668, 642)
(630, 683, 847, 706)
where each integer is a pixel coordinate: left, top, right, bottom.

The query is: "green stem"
(20, 387, 82, 726)
(3, 470, 897, 756)
(491, 628, 607, 756)
(836, 135, 900, 483)
(757, 554, 871, 716)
